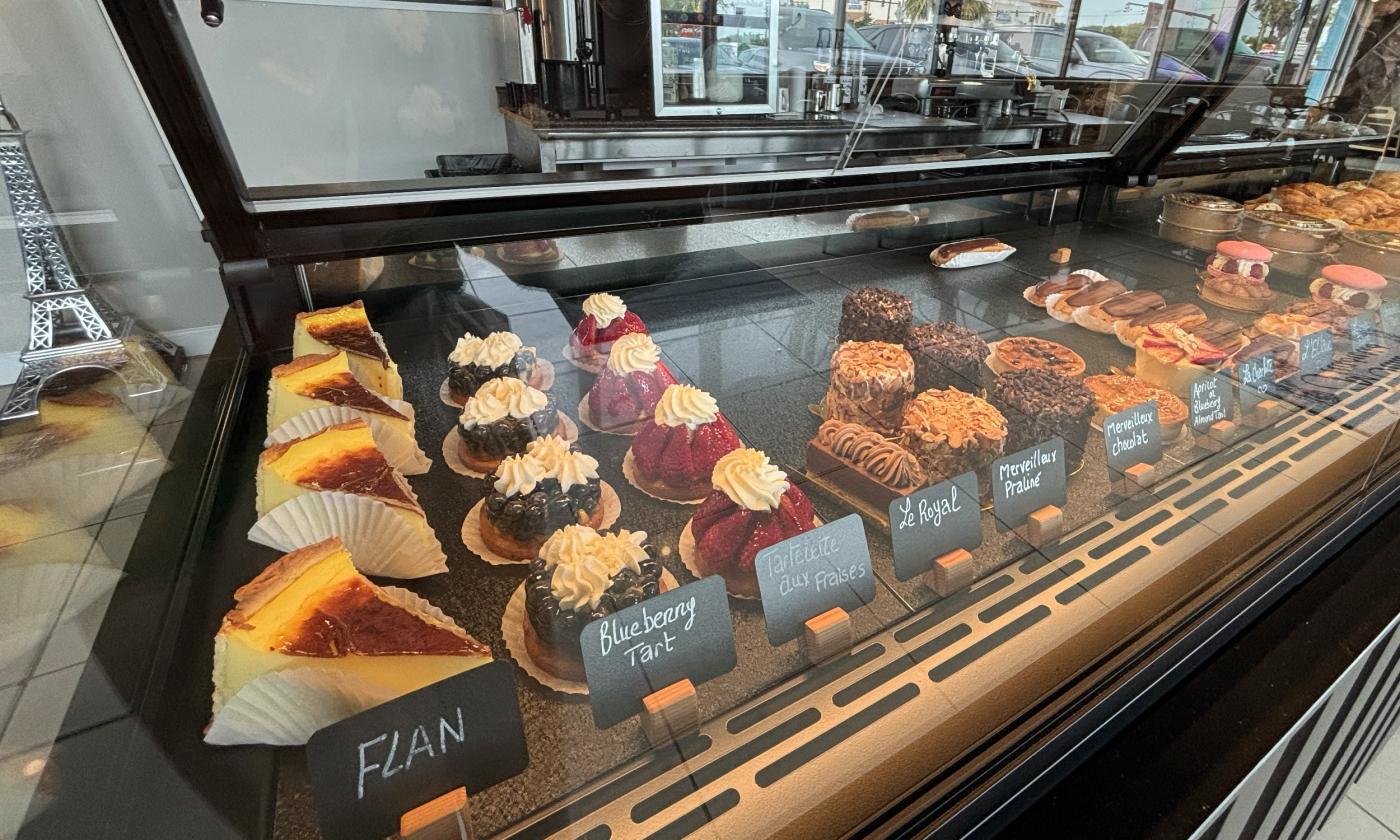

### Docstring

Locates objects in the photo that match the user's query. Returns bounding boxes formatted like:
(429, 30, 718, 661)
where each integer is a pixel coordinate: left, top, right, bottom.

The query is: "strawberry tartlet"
(629, 384, 741, 501)
(1309, 263, 1387, 312)
(584, 333, 677, 432)
(689, 449, 816, 599)
(1200, 240, 1276, 313)
(569, 292, 649, 369)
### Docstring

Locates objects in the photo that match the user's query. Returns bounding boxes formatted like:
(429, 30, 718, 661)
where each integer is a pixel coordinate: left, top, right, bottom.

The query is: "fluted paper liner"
(561, 341, 607, 375)
(248, 492, 448, 578)
(1038, 268, 1111, 321)
(2, 449, 168, 526)
(439, 359, 557, 408)
(621, 449, 704, 505)
(266, 399, 430, 475)
(206, 587, 482, 746)
(440, 415, 579, 478)
(0, 561, 123, 671)
(502, 570, 679, 696)
(679, 515, 822, 601)
(932, 240, 1016, 269)
(461, 481, 621, 566)
(577, 394, 644, 436)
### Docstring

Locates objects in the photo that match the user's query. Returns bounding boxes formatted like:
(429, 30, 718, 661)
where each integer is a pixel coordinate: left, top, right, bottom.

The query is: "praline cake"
(482, 436, 604, 561)
(905, 322, 990, 393)
(1200, 240, 1276, 312)
(900, 388, 1007, 485)
(825, 340, 915, 435)
(629, 384, 742, 501)
(292, 300, 403, 399)
(523, 526, 664, 680)
(806, 419, 926, 508)
(456, 376, 561, 472)
(446, 331, 540, 403)
(206, 538, 491, 746)
(838, 287, 913, 345)
(569, 292, 649, 368)
(989, 370, 1096, 471)
(585, 333, 678, 432)
(690, 448, 816, 599)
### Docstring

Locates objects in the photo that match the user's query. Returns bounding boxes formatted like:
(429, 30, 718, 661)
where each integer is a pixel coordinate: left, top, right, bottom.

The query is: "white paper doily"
(562, 341, 607, 375)
(440, 415, 580, 478)
(502, 569, 679, 695)
(460, 481, 622, 566)
(577, 393, 645, 436)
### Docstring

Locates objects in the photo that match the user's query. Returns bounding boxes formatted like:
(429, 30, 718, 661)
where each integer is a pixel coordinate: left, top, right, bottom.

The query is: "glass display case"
(8, 0, 1400, 838)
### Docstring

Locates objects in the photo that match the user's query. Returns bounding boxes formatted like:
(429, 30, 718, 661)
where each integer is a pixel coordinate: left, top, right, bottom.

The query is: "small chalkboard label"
(305, 661, 528, 840)
(755, 514, 874, 645)
(1190, 374, 1232, 430)
(580, 576, 736, 729)
(1236, 354, 1276, 410)
(992, 438, 1067, 528)
(1103, 401, 1162, 473)
(1352, 312, 1378, 350)
(1299, 327, 1334, 374)
(889, 472, 983, 581)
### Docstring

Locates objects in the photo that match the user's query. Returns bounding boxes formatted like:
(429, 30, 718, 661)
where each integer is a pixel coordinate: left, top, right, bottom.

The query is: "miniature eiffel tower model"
(0, 98, 184, 429)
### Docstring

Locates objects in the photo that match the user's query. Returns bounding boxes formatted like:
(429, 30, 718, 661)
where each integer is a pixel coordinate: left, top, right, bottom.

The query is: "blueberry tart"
(447, 331, 540, 403)
(456, 377, 562, 472)
(482, 436, 604, 561)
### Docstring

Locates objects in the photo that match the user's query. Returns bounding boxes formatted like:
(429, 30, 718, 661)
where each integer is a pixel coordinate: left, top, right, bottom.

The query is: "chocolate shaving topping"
(1064, 280, 1128, 306)
(838, 288, 913, 345)
(816, 420, 925, 489)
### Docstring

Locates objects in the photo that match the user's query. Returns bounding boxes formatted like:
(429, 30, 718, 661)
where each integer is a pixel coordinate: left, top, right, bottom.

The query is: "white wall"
(0, 0, 227, 384)
(177, 0, 511, 188)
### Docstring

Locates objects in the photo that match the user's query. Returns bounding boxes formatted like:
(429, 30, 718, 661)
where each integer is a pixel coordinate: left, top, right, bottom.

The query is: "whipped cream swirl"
(654, 383, 719, 429)
(712, 448, 789, 511)
(526, 434, 599, 491)
(494, 452, 548, 497)
(459, 377, 548, 428)
(449, 331, 527, 368)
(542, 526, 649, 612)
(605, 333, 660, 374)
(582, 293, 627, 328)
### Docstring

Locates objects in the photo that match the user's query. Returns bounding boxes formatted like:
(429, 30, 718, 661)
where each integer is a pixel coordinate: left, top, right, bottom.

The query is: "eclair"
(1073, 290, 1165, 334)
(1023, 272, 1094, 307)
(1045, 279, 1127, 323)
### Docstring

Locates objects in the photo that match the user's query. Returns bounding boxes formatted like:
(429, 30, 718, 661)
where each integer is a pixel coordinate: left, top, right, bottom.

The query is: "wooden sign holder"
(401, 787, 474, 840)
(1245, 399, 1286, 425)
(1199, 419, 1236, 453)
(927, 547, 975, 596)
(640, 679, 699, 748)
(1013, 505, 1063, 548)
(1111, 462, 1156, 496)
(802, 607, 854, 664)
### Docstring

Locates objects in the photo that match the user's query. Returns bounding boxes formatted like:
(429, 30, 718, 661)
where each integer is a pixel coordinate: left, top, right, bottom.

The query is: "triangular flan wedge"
(267, 351, 426, 474)
(293, 301, 403, 399)
(252, 420, 446, 577)
(207, 538, 490, 745)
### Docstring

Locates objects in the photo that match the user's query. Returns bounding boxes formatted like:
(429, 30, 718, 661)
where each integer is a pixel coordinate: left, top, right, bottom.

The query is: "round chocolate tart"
(838, 287, 913, 345)
(905, 322, 989, 393)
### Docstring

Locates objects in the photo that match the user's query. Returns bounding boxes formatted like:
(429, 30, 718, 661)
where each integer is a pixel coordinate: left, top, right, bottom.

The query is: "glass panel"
(654, 0, 777, 115)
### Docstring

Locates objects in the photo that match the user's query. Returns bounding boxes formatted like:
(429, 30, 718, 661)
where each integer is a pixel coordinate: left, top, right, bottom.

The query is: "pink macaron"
(1320, 263, 1387, 290)
(1216, 240, 1273, 262)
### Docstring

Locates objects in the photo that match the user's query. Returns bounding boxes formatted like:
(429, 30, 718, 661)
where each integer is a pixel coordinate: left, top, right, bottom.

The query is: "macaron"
(1310, 263, 1387, 311)
(1320, 263, 1387, 290)
(1216, 240, 1273, 262)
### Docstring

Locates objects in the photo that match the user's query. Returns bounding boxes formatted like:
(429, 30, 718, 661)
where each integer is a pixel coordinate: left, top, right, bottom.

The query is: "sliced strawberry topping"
(697, 509, 754, 569)
(596, 311, 647, 344)
(782, 484, 815, 530)
(631, 421, 671, 474)
(660, 428, 698, 486)
(737, 516, 786, 572)
(691, 417, 741, 473)
(692, 490, 737, 537)
(570, 317, 599, 351)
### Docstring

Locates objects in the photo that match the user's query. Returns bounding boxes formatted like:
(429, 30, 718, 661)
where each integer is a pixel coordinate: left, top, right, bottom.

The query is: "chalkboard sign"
(1299, 327, 1334, 374)
(1189, 374, 1232, 430)
(1236, 354, 1275, 411)
(580, 576, 736, 728)
(1352, 313, 1378, 351)
(889, 472, 983, 581)
(1102, 401, 1162, 473)
(1382, 299, 1400, 340)
(305, 661, 528, 840)
(992, 438, 1067, 528)
(755, 514, 875, 645)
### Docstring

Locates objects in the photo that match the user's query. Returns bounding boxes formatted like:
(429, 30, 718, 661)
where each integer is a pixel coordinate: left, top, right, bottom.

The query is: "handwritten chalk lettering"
(580, 577, 737, 729)
(1237, 355, 1275, 410)
(1299, 328, 1333, 374)
(889, 472, 983, 581)
(992, 440, 1067, 528)
(1103, 401, 1162, 472)
(755, 515, 875, 645)
(1190, 376, 1231, 429)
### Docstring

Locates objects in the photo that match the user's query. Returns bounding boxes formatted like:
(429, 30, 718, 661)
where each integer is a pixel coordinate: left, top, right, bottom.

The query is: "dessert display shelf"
(182, 222, 1400, 840)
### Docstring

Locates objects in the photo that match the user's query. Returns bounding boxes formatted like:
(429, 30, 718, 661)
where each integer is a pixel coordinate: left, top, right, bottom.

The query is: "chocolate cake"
(806, 419, 926, 509)
(838, 288, 913, 345)
(989, 370, 1095, 472)
(905, 322, 990, 393)
(826, 341, 915, 435)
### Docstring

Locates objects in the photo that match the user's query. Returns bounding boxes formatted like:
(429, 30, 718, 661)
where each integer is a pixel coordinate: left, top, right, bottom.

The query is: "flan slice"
(207, 538, 490, 746)
(267, 351, 427, 474)
(293, 301, 403, 399)
(252, 420, 445, 577)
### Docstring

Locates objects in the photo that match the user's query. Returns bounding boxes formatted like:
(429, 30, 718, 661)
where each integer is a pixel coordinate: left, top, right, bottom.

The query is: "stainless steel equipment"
(538, 0, 605, 112)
